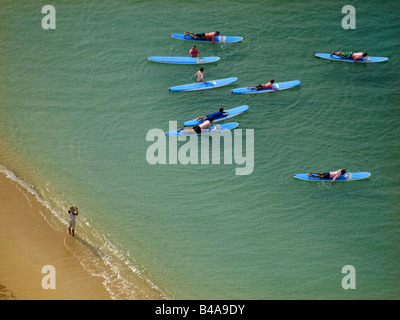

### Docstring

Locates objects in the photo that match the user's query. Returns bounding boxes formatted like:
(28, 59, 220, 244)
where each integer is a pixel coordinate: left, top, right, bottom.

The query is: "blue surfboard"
(183, 105, 249, 126)
(231, 80, 301, 94)
(166, 122, 239, 136)
(147, 56, 220, 64)
(169, 77, 238, 92)
(315, 53, 388, 63)
(294, 172, 371, 181)
(171, 34, 243, 43)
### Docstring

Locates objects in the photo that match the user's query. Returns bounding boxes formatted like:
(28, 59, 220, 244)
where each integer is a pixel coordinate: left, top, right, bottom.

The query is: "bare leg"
(177, 128, 196, 135)
(308, 172, 324, 178)
(185, 31, 196, 39)
(331, 52, 343, 57)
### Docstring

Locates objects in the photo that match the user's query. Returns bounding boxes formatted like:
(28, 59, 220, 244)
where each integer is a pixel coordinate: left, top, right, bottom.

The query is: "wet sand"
(0, 172, 113, 300)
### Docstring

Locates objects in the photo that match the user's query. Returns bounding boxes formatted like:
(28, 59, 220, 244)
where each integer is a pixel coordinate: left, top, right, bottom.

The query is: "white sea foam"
(0, 164, 169, 300)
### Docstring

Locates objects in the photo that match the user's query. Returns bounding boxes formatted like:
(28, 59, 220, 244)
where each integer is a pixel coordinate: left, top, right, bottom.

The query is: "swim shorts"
(341, 51, 353, 58)
(196, 33, 206, 40)
(255, 85, 263, 90)
(193, 125, 201, 134)
(322, 172, 330, 179)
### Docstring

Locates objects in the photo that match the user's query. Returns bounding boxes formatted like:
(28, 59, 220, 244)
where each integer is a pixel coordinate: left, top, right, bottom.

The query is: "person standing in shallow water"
(68, 206, 78, 236)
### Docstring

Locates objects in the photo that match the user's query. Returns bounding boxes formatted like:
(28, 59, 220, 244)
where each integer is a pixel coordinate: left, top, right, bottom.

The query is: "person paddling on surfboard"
(247, 80, 278, 91)
(330, 51, 367, 63)
(308, 169, 346, 185)
(196, 108, 229, 122)
(189, 45, 200, 57)
(177, 118, 214, 135)
(184, 31, 220, 44)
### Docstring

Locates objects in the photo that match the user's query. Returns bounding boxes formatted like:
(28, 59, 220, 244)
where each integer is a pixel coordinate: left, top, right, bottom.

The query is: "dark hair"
(363, 52, 367, 56)
(271, 80, 275, 83)
(219, 108, 224, 112)
(209, 117, 214, 122)
(200, 67, 204, 71)
(341, 169, 347, 174)
(216, 31, 220, 35)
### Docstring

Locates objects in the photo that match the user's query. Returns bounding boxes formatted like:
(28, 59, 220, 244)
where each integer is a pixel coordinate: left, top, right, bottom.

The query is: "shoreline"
(0, 171, 113, 299)
(0, 171, 165, 300)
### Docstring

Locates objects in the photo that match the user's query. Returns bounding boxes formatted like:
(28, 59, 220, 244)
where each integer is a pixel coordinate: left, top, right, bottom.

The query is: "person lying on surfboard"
(308, 169, 347, 185)
(247, 80, 278, 91)
(177, 118, 214, 135)
(184, 31, 220, 44)
(189, 44, 200, 57)
(196, 108, 229, 122)
(330, 51, 368, 63)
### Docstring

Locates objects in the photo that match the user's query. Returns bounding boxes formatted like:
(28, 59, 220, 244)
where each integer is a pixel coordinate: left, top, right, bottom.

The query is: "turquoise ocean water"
(1, 0, 399, 299)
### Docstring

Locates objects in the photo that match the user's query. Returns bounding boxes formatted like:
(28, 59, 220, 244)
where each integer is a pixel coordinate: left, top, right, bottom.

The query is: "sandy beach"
(0, 172, 114, 300)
